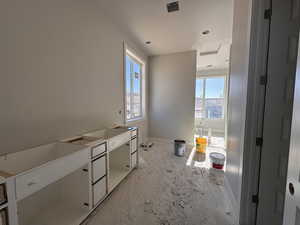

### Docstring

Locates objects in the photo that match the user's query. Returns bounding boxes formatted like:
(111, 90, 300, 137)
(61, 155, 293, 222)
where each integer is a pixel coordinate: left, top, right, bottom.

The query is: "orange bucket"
(196, 137, 207, 153)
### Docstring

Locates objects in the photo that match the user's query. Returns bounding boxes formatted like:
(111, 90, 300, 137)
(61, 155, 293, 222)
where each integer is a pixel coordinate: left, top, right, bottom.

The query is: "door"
(256, 1, 300, 225)
(283, 36, 300, 225)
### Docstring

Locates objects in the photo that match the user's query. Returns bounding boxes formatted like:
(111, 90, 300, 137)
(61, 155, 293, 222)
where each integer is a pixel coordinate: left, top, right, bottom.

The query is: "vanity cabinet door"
(131, 138, 138, 154)
(92, 143, 106, 158)
(93, 177, 107, 207)
(92, 155, 106, 183)
(131, 129, 137, 138)
(131, 152, 138, 169)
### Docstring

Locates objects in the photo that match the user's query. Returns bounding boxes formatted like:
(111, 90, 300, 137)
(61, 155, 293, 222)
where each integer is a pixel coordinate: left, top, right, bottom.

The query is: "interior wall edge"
(224, 175, 240, 225)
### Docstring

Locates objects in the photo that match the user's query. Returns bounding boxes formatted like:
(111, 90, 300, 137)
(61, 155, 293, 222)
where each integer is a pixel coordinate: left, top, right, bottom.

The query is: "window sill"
(195, 118, 225, 120)
(126, 117, 146, 124)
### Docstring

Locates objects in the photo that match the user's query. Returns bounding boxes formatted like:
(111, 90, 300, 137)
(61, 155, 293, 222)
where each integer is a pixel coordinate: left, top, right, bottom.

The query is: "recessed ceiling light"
(202, 30, 210, 35)
(145, 41, 151, 45)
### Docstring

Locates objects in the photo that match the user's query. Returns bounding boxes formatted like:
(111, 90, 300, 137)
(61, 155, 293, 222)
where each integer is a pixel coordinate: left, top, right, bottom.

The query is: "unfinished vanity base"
(18, 165, 90, 225)
(0, 127, 138, 225)
(109, 143, 131, 191)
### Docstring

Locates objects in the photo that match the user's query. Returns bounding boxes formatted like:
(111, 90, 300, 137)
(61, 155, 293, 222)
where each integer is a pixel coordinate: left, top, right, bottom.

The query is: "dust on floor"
(83, 141, 234, 225)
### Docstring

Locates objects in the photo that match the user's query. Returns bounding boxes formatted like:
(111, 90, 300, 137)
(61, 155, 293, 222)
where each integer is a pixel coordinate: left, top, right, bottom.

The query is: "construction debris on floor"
(83, 141, 234, 225)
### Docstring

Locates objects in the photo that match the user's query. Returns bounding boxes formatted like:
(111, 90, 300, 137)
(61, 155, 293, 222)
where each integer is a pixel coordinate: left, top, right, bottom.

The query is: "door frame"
(256, 0, 300, 224)
(234, 0, 272, 224)
(240, 0, 300, 224)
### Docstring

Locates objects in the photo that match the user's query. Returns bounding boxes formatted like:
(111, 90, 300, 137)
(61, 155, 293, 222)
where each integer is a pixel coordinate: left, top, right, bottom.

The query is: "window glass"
(205, 98, 224, 119)
(204, 77, 224, 119)
(195, 77, 225, 119)
(125, 53, 143, 120)
(195, 78, 204, 118)
(205, 77, 224, 98)
(126, 55, 132, 119)
(133, 61, 141, 117)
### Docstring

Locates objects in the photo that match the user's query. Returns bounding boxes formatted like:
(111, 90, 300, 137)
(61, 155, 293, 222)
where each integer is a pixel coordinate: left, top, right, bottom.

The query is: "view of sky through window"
(195, 77, 225, 119)
(125, 54, 142, 120)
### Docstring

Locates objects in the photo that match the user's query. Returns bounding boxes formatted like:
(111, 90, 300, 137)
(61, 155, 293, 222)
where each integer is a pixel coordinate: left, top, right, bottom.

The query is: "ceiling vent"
(167, 1, 179, 13)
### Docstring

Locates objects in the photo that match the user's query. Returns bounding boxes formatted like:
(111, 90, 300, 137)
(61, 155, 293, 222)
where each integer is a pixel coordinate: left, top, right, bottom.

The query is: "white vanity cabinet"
(0, 127, 139, 225)
(131, 151, 138, 169)
(92, 155, 106, 182)
(17, 164, 91, 225)
(91, 143, 106, 158)
(108, 140, 131, 191)
(90, 143, 108, 207)
(108, 132, 131, 151)
(92, 177, 107, 207)
(15, 147, 90, 201)
(130, 129, 138, 169)
(131, 136, 138, 154)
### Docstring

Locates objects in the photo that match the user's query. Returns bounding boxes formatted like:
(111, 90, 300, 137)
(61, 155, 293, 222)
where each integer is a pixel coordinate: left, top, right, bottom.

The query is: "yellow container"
(196, 137, 207, 153)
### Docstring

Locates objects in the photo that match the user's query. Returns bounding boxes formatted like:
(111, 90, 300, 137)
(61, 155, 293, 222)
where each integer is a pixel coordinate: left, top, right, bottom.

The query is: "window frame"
(124, 45, 145, 122)
(195, 75, 226, 120)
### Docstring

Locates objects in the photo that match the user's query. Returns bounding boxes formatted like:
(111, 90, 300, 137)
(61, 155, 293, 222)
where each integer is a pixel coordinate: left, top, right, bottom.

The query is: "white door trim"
(236, 0, 272, 224)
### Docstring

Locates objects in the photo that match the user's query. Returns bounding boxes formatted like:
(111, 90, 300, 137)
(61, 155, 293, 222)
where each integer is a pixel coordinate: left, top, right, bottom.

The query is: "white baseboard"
(224, 175, 239, 225)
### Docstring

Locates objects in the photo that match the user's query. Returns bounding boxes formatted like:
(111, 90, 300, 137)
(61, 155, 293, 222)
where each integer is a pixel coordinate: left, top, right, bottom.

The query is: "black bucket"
(174, 140, 186, 157)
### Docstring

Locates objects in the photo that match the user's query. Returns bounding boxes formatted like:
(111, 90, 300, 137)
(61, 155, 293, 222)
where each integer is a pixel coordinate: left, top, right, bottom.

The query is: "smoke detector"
(167, 1, 179, 13)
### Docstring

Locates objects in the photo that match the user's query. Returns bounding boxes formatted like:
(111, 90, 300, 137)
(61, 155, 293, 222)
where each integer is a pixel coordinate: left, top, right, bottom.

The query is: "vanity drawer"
(131, 137, 137, 153)
(93, 177, 107, 206)
(15, 148, 89, 201)
(92, 155, 106, 183)
(0, 207, 8, 225)
(131, 129, 137, 137)
(131, 152, 138, 169)
(108, 132, 131, 151)
(0, 184, 7, 205)
(92, 143, 106, 158)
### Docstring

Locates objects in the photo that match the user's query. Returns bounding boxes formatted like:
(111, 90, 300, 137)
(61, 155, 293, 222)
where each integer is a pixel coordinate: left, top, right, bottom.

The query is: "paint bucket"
(196, 137, 207, 153)
(174, 140, 186, 157)
(209, 152, 225, 170)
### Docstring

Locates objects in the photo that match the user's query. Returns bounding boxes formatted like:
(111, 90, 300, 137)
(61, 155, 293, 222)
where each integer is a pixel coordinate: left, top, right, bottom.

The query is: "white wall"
(149, 51, 196, 144)
(225, 0, 253, 222)
(0, 0, 148, 155)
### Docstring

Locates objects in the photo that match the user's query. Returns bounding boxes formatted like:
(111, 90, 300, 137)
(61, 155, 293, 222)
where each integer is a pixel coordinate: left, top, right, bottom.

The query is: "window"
(125, 51, 143, 120)
(195, 76, 225, 119)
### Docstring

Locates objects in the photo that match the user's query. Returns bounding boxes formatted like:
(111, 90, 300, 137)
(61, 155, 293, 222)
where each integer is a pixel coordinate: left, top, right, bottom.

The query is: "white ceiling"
(97, 0, 233, 71)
